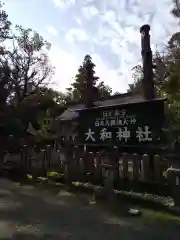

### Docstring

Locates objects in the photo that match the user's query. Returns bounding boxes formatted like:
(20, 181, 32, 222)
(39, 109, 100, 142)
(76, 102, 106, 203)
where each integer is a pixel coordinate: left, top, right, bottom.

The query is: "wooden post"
(154, 154, 162, 183)
(64, 144, 73, 184)
(118, 156, 123, 179)
(140, 24, 155, 100)
(103, 167, 115, 201)
(85, 152, 94, 181)
(100, 153, 115, 202)
(141, 154, 150, 181)
(73, 146, 81, 180)
(94, 152, 102, 184)
(46, 145, 51, 171)
(112, 147, 120, 183)
(167, 168, 180, 207)
(41, 149, 46, 177)
(132, 153, 140, 181)
(122, 153, 128, 179)
(23, 145, 28, 174)
(79, 157, 84, 173)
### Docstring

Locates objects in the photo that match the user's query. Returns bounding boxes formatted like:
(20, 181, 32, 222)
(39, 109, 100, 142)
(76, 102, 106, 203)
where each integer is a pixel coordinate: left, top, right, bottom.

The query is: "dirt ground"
(0, 178, 179, 240)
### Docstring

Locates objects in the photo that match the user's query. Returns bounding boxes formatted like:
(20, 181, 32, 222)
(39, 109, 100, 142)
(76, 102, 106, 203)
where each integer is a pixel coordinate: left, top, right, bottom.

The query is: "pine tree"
(70, 54, 99, 101)
(68, 54, 112, 102)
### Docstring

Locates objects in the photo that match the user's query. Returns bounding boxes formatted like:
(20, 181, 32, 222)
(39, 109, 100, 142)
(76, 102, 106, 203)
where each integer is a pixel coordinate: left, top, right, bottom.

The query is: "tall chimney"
(140, 24, 155, 100)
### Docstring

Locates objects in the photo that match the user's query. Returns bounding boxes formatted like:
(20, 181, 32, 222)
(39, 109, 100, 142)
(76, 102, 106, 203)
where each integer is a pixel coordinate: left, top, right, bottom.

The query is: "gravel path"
(0, 178, 179, 239)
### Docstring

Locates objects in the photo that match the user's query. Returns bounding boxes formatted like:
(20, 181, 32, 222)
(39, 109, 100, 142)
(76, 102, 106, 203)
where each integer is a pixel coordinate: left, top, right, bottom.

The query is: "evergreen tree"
(67, 54, 112, 102)
(70, 54, 99, 101)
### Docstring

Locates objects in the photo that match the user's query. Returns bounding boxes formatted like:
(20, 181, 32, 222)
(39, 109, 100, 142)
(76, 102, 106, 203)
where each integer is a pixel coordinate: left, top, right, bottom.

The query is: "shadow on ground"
(0, 178, 179, 240)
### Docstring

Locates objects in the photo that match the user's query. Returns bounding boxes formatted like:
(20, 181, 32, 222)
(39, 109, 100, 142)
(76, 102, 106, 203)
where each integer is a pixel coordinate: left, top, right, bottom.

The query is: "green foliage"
(0, 25, 53, 105)
(0, 0, 11, 42)
(70, 54, 99, 100)
(0, 1, 113, 145)
(171, 0, 180, 18)
(39, 87, 68, 105)
(0, 2, 55, 144)
(67, 54, 112, 102)
(96, 81, 112, 98)
(128, 65, 143, 95)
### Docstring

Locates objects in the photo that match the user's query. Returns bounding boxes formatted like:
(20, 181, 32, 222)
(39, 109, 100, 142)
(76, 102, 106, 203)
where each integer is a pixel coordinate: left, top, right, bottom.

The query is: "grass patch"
(27, 172, 64, 180)
(25, 174, 179, 217)
(47, 171, 60, 177)
(71, 181, 174, 207)
(27, 174, 33, 180)
(143, 208, 180, 223)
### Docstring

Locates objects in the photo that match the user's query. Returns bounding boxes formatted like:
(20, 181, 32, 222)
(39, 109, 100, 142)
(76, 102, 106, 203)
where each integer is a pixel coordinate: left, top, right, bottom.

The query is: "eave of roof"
(77, 97, 167, 112)
(56, 95, 167, 122)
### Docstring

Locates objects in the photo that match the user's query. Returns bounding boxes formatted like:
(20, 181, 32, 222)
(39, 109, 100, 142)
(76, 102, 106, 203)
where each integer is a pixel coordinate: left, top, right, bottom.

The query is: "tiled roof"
(56, 94, 165, 122)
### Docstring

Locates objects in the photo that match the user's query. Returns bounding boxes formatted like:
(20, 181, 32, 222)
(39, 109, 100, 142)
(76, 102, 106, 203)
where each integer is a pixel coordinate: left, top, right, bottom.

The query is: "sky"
(4, 0, 179, 93)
